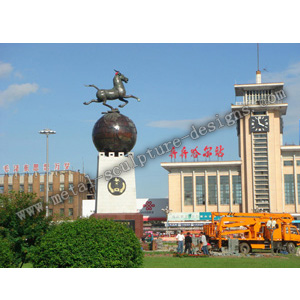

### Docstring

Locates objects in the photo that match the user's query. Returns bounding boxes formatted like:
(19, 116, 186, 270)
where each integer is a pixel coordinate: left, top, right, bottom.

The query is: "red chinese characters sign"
(169, 145, 225, 161)
(2, 162, 72, 173)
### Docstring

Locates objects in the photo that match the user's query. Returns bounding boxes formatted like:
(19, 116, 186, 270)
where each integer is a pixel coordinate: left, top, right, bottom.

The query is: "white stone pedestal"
(95, 152, 137, 213)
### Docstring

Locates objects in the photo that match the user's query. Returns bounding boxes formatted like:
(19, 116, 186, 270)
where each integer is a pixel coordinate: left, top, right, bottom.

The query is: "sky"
(1, 43, 300, 198)
(1, 0, 300, 296)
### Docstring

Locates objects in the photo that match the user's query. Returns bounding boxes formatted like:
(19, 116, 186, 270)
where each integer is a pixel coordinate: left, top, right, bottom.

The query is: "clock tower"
(232, 70, 287, 212)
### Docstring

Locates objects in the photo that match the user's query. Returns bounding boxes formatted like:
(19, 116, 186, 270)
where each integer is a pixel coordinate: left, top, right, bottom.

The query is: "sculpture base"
(95, 152, 137, 213)
(102, 108, 120, 114)
(91, 213, 143, 238)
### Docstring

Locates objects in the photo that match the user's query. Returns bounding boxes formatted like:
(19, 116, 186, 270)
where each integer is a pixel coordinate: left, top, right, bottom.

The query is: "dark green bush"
(0, 192, 52, 267)
(32, 218, 143, 268)
(0, 236, 17, 268)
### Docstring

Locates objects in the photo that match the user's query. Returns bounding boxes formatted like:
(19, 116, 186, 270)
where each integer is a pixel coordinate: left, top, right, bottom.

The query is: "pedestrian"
(207, 242, 212, 254)
(149, 232, 154, 250)
(200, 231, 209, 255)
(184, 232, 192, 254)
(176, 230, 185, 254)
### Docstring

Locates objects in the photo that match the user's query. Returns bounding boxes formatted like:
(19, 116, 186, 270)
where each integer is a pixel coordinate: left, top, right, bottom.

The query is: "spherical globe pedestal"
(92, 111, 143, 237)
(92, 112, 137, 155)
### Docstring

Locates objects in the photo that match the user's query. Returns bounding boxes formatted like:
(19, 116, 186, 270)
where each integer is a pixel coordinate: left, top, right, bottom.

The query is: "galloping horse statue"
(83, 70, 140, 111)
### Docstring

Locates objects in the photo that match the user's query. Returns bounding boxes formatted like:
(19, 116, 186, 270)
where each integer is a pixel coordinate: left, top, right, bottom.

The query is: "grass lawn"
(142, 254, 300, 268)
(21, 254, 300, 268)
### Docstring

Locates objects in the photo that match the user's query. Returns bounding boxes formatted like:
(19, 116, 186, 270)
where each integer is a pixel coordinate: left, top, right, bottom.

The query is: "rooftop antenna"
(257, 43, 260, 71)
(256, 43, 261, 83)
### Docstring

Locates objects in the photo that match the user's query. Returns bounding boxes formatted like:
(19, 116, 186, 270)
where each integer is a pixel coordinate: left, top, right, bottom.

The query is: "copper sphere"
(92, 112, 137, 154)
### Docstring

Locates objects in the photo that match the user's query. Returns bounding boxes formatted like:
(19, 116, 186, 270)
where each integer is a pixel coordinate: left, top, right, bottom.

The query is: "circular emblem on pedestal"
(107, 177, 126, 196)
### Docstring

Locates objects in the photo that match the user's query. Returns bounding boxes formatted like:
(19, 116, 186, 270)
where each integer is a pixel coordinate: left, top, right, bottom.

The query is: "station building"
(161, 71, 300, 215)
(0, 170, 89, 220)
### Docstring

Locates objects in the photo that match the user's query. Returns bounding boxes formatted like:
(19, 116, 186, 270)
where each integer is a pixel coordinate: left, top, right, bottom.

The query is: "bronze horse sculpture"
(83, 70, 140, 111)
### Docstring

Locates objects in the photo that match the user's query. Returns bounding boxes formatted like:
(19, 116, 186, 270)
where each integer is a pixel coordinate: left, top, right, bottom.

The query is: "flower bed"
(173, 253, 209, 258)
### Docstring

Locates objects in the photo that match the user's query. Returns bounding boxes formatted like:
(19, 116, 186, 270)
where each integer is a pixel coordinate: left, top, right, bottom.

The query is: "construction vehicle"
(203, 212, 300, 254)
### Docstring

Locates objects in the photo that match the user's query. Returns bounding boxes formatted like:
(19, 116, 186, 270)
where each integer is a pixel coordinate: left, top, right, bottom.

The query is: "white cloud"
(0, 61, 13, 78)
(0, 83, 39, 107)
(147, 112, 229, 129)
(40, 87, 51, 94)
(14, 71, 23, 79)
(263, 61, 300, 83)
(147, 118, 210, 129)
(263, 61, 300, 132)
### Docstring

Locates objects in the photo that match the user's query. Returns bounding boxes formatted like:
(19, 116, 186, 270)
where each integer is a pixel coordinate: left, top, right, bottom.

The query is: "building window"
(284, 161, 293, 166)
(60, 183, 64, 191)
(49, 209, 53, 216)
(255, 153, 268, 157)
(297, 160, 300, 166)
(40, 184, 44, 192)
(255, 162, 268, 166)
(60, 208, 64, 216)
(298, 175, 300, 205)
(220, 176, 229, 205)
(28, 184, 33, 192)
(208, 176, 217, 205)
(253, 111, 266, 115)
(68, 195, 74, 204)
(184, 176, 193, 206)
(20, 184, 24, 192)
(196, 176, 205, 205)
(69, 183, 74, 190)
(68, 208, 73, 216)
(8, 185, 12, 191)
(0, 185, 4, 194)
(284, 174, 294, 204)
(49, 184, 53, 191)
(232, 175, 242, 204)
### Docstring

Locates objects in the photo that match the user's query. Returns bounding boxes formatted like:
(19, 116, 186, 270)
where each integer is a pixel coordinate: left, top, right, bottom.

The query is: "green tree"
(0, 236, 17, 268)
(32, 218, 143, 268)
(0, 192, 52, 267)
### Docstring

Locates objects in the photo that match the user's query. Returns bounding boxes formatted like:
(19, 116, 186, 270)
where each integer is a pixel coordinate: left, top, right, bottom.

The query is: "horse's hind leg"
(83, 99, 98, 105)
(124, 94, 141, 102)
(103, 100, 114, 110)
(118, 98, 129, 108)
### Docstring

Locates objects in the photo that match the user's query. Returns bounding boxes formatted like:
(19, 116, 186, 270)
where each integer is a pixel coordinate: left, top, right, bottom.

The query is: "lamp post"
(162, 206, 172, 237)
(39, 129, 56, 217)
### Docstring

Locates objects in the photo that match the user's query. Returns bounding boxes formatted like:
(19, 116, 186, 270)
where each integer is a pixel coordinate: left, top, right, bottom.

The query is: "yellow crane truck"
(203, 212, 300, 254)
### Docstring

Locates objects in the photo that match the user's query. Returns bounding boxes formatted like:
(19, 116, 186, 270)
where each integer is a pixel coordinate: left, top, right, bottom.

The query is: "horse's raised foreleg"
(83, 99, 98, 105)
(118, 98, 129, 108)
(124, 94, 141, 102)
(85, 84, 100, 91)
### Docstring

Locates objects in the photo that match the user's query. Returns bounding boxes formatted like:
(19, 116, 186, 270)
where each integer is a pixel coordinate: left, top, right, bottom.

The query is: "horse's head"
(114, 70, 128, 83)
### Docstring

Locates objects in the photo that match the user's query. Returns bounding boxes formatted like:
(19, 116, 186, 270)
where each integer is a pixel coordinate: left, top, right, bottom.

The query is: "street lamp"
(39, 129, 56, 217)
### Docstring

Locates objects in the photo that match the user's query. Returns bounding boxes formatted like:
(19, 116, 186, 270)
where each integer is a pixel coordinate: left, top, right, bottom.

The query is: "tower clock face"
(250, 116, 269, 132)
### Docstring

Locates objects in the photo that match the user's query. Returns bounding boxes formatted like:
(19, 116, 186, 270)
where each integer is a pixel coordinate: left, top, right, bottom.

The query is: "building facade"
(162, 71, 300, 214)
(0, 170, 88, 220)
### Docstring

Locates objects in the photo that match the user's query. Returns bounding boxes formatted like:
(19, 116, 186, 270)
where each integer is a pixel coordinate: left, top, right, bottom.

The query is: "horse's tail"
(84, 84, 100, 91)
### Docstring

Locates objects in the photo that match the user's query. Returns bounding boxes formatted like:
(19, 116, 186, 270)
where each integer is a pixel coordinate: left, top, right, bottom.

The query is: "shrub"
(32, 218, 143, 268)
(0, 192, 52, 267)
(0, 236, 17, 268)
